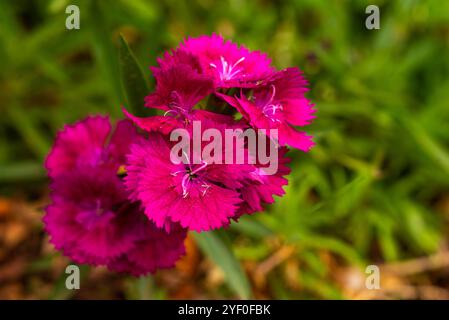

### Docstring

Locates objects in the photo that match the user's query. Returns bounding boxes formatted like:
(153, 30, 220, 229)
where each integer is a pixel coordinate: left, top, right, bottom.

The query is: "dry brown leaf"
(0, 198, 12, 218)
(175, 234, 200, 278)
(0, 257, 27, 283)
(254, 245, 295, 288)
(0, 283, 24, 300)
(283, 258, 301, 291)
(3, 221, 27, 248)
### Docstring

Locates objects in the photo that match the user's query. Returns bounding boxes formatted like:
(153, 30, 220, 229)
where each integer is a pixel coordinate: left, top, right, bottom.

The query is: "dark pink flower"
(223, 68, 316, 151)
(44, 116, 187, 275)
(180, 34, 274, 88)
(44, 168, 187, 275)
(125, 58, 216, 134)
(145, 62, 213, 114)
(125, 121, 255, 232)
(45, 168, 143, 265)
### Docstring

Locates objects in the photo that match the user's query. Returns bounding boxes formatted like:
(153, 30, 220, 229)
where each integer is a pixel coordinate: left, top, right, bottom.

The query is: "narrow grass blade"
(118, 34, 151, 116)
(194, 232, 252, 299)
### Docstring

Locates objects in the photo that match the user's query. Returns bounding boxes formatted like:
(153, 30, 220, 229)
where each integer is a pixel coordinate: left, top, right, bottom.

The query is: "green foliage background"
(1, 0, 449, 299)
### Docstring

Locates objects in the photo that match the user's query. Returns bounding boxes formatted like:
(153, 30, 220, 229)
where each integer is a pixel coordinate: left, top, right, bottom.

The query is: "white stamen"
(164, 109, 178, 117)
(211, 56, 246, 81)
(174, 160, 209, 199)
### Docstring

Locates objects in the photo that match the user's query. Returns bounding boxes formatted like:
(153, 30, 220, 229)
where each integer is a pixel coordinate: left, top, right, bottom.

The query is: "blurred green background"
(1, 0, 449, 299)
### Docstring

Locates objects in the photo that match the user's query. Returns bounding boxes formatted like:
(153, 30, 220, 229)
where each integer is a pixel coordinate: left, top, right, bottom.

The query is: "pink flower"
(145, 61, 213, 114)
(45, 168, 141, 265)
(44, 116, 187, 275)
(125, 54, 239, 134)
(125, 121, 255, 232)
(45, 168, 187, 275)
(125, 56, 220, 134)
(180, 34, 275, 88)
(223, 68, 316, 151)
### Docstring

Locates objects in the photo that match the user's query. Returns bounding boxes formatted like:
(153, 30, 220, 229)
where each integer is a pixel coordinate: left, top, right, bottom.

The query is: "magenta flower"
(45, 168, 138, 265)
(44, 116, 187, 275)
(125, 54, 228, 133)
(45, 169, 187, 275)
(125, 61, 210, 135)
(180, 34, 275, 88)
(124, 115, 293, 232)
(222, 68, 316, 151)
(125, 126, 254, 232)
(145, 61, 213, 113)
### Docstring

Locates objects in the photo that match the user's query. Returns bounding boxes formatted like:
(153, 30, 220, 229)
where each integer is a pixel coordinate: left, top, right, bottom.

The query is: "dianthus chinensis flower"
(125, 119, 251, 232)
(121, 34, 314, 231)
(125, 49, 236, 134)
(44, 116, 187, 275)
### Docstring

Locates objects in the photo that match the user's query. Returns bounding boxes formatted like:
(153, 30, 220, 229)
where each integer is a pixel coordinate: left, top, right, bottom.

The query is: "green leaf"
(194, 232, 252, 299)
(406, 118, 449, 179)
(119, 34, 152, 116)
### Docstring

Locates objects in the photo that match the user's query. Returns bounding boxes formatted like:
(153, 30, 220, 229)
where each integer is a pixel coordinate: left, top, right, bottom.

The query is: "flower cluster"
(44, 34, 315, 275)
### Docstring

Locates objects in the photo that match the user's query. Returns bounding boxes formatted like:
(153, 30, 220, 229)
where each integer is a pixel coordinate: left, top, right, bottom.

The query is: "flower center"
(210, 56, 245, 82)
(172, 157, 210, 198)
(117, 165, 127, 178)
